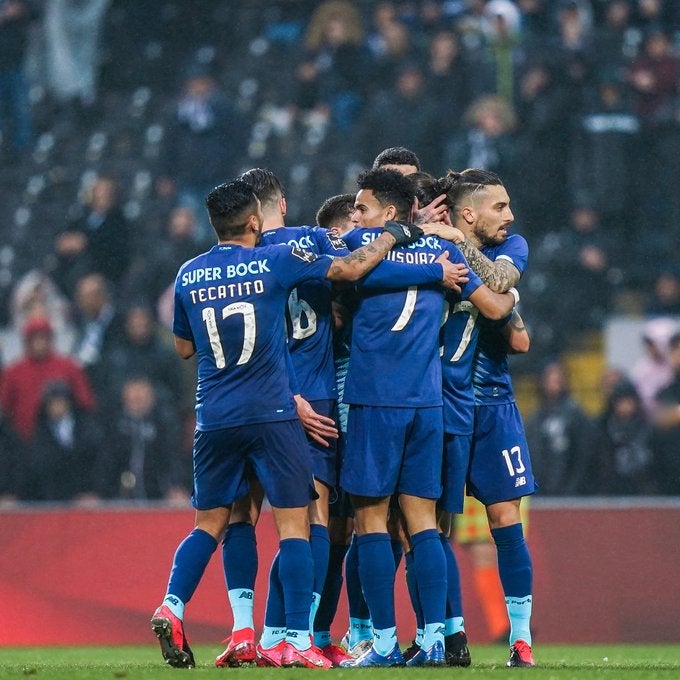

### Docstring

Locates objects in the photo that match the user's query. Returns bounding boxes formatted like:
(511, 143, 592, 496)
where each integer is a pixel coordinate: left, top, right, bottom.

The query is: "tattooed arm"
(456, 241, 520, 293)
(502, 309, 530, 354)
(325, 231, 398, 282)
(419, 223, 520, 292)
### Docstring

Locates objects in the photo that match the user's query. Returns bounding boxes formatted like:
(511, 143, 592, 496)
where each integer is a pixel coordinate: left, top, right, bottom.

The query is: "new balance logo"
(165, 596, 179, 606)
(238, 591, 253, 600)
(435, 626, 446, 636)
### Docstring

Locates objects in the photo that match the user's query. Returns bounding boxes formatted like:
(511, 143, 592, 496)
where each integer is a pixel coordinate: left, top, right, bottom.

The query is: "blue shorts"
(341, 404, 443, 500)
(439, 433, 473, 514)
(308, 399, 339, 487)
(192, 420, 315, 510)
(467, 402, 536, 506)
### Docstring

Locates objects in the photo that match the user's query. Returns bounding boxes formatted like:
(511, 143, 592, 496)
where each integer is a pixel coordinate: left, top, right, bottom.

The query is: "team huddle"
(150, 147, 537, 669)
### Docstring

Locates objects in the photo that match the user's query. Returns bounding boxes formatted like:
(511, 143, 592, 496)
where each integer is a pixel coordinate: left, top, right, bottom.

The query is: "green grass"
(0, 644, 678, 679)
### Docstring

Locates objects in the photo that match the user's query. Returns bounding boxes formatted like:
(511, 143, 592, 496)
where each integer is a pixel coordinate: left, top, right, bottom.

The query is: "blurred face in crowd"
(468, 184, 514, 246)
(352, 189, 396, 228)
(90, 178, 116, 213)
(46, 394, 72, 421)
(541, 362, 568, 400)
(168, 207, 197, 241)
(122, 379, 156, 418)
(26, 330, 52, 360)
(76, 275, 108, 317)
(126, 307, 154, 344)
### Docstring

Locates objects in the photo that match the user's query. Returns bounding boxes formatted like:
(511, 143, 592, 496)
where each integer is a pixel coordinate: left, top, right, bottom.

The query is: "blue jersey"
(173, 243, 332, 430)
(472, 234, 529, 405)
(342, 228, 481, 407)
(441, 297, 482, 435)
(260, 225, 348, 401)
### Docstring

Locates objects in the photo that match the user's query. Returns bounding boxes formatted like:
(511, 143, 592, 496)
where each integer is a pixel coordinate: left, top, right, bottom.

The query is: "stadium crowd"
(1, 0, 680, 506)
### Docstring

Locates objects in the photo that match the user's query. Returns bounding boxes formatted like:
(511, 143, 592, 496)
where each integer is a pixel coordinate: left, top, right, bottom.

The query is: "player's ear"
(462, 206, 475, 224)
(385, 204, 397, 221)
(280, 195, 287, 217)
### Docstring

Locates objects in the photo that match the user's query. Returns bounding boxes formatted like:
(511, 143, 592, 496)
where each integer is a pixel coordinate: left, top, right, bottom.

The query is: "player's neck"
(218, 234, 258, 248)
(261, 212, 285, 232)
(456, 224, 482, 248)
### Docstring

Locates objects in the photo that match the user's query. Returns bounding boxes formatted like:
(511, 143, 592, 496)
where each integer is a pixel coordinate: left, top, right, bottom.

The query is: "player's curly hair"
(356, 168, 414, 220)
(444, 168, 504, 211)
(206, 179, 258, 239)
(372, 146, 421, 171)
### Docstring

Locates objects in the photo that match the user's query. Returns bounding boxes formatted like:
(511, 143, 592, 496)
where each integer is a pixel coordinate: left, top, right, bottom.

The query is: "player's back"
(260, 225, 347, 400)
(342, 228, 452, 407)
(173, 243, 329, 430)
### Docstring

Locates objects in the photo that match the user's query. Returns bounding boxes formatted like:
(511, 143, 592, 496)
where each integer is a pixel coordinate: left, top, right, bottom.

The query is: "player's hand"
(436, 251, 469, 293)
(294, 394, 339, 447)
(421, 222, 465, 244)
(414, 193, 449, 224)
(382, 220, 424, 246)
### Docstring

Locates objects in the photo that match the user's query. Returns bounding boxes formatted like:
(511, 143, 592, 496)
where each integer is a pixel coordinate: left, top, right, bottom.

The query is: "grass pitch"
(0, 644, 678, 679)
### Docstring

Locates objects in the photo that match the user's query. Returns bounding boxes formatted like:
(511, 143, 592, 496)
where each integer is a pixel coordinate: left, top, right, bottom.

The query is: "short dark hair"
(205, 180, 258, 240)
(239, 167, 285, 211)
(372, 146, 421, 171)
(356, 168, 415, 221)
(316, 193, 355, 229)
(444, 168, 504, 211)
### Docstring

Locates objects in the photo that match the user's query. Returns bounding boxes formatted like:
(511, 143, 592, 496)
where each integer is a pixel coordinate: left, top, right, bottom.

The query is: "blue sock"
(279, 538, 313, 643)
(404, 551, 424, 634)
(372, 626, 398, 656)
(410, 529, 446, 649)
(357, 533, 395, 632)
(314, 542, 349, 638)
(491, 523, 533, 645)
(262, 552, 286, 648)
(440, 533, 464, 632)
(309, 524, 330, 634)
(391, 539, 404, 569)
(223, 522, 258, 631)
(345, 535, 371, 625)
(165, 528, 217, 616)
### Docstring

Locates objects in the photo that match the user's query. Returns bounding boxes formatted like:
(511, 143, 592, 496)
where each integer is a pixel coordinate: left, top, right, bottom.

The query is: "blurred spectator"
(1, 269, 75, 364)
(71, 273, 125, 403)
(569, 76, 640, 232)
(127, 206, 202, 310)
(514, 60, 573, 233)
(423, 29, 472, 130)
(630, 316, 678, 416)
(51, 175, 133, 295)
(0, 316, 95, 443)
(0, 0, 39, 159)
(444, 94, 519, 183)
(105, 303, 188, 408)
(158, 68, 247, 241)
(366, 9, 416, 90)
(644, 268, 680, 316)
(25, 379, 102, 502)
(541, 205, 620, 337)
(526, 360, 594, 495)
(95, 375, 189, 501)
(360, 61, 442, 171)
(43, 0, 111, 122)
(592, 0, 641, 83)
(650, 331, 680, 494)
(590, 380, 656, 494)
(293, 0, 367, 131)
(0, 406, 25, 506)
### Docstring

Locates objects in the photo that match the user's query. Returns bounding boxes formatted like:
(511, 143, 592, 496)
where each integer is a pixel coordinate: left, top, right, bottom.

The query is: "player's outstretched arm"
(468, 285, 519, 320)
(421, 223, 520, 293)
(326, 222, 423, 282)
(174, 335, 196, 359)
(503, 309, 530, 354)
